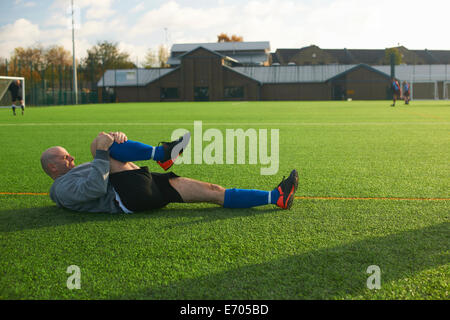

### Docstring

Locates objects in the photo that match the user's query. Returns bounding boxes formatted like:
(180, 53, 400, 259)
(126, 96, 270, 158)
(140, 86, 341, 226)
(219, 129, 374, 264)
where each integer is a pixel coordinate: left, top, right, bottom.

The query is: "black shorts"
(12, 95, 22, 102)
(109, 166, 183, 212)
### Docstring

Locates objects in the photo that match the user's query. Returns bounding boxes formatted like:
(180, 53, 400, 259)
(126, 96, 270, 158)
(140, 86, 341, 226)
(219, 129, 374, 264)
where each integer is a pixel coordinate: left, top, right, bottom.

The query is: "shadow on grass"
(110, 222, 449, 300)
(0, 204, 277, 233)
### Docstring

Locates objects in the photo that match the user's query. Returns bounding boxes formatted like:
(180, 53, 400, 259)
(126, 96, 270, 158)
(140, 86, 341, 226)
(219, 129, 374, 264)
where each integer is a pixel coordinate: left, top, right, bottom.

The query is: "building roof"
(326, 64, 391, 82)
(427, 50, 450, 64)
(227, 53, 269, 65)
(233, 64, 356, 83)
(171, 41, 270, 53)
(97, 68, 175, 87)
(324, 49, 354, 64)
(273, 45, 450, 66)
(343, 49, 385, 65)
(270, 49, 300, 64)
(233, 64, 450, 83)
(169, 41, 271, 66)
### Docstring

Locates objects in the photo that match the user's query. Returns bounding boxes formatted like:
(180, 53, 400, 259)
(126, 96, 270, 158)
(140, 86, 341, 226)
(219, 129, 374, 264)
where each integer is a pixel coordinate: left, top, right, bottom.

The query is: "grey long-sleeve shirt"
(49, 150, 122, 213)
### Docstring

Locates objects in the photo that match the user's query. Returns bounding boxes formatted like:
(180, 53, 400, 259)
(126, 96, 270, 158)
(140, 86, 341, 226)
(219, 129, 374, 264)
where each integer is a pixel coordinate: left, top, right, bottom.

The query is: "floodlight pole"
(71, 0, 78, 104)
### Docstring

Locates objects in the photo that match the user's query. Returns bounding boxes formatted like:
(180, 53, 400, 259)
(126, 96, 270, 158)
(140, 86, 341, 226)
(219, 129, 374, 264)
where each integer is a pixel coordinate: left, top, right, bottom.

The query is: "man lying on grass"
(40, 131, 298, 213)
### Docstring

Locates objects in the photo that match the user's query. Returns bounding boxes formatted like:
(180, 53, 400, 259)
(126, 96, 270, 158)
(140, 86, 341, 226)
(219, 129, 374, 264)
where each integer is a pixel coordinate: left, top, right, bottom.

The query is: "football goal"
(410, 81, 439, 100)
(0, 76, 25, 108)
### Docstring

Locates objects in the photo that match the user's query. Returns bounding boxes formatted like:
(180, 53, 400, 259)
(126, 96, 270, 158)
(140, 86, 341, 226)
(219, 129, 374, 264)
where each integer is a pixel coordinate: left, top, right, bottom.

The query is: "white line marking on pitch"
(0, 122, 448, 127)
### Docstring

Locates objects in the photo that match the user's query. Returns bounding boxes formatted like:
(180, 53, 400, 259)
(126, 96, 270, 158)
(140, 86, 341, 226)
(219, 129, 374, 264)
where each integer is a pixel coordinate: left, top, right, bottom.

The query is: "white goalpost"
(0, 76, 25, 108)
(444, 81, 450, 100)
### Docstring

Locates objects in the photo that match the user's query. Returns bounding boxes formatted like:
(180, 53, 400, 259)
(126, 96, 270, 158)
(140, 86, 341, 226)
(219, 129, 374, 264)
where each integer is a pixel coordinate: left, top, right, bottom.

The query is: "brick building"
(98, 44, 450, 102)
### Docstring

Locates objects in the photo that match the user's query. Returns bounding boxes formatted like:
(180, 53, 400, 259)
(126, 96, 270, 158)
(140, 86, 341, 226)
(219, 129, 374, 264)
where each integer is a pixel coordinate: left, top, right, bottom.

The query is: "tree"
(142, 45, 170, 68)
(157, 45, 169, 68)
(9, 45, 45, 72)
(217, 33, 230, 42)
(82, 41, 136, 80)
(8, 45, 45, 81)
(41, 46, 75, 87)
(0, 57, 7, 75)
(230, 34, 244, 42)
(10, 45, 45, 66)
(44, 45, 72, 67)
(384, 47, 402, 65)
(142, 48, 158, 68)
(217, 33, 243, 42)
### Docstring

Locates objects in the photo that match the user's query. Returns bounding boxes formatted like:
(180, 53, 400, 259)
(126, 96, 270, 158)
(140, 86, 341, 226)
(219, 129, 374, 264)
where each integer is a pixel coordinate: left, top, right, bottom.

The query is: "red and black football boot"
(157, 132, 191, 171)
(275, 169, 299, 210)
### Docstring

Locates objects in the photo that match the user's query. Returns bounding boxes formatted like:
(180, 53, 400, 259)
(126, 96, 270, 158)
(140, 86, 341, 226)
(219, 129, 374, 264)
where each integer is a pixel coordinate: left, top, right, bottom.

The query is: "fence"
(374, 64, 450, 100)
(0, 59, 118, 106)
(2, 59, 449, 105)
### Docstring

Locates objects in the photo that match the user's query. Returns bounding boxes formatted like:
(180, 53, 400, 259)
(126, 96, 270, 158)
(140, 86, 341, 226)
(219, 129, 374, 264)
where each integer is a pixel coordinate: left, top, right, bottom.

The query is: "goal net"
(0, 76, 25, 108)
(410, 81, 438, 100)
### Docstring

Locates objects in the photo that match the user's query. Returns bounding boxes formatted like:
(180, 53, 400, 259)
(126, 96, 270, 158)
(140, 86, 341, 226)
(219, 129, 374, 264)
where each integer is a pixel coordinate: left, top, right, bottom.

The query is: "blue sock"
(223, 188, 280, 208)
(271, 188, 280, 205)
(109, 140, 165, 162)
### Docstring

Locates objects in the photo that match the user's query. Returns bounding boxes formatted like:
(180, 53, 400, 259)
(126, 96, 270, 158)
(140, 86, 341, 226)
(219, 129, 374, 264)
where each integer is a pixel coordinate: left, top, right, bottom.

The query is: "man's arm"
(53, 134, 115, 206)
(90, 131, 127, 158)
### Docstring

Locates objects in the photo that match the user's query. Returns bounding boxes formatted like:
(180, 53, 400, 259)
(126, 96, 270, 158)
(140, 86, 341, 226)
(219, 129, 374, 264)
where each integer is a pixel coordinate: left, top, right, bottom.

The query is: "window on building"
(160, 87, 179, 99)
(116, 71, 136, 82)
(224, 86, 244, 98)
(194, 87, 209, 101)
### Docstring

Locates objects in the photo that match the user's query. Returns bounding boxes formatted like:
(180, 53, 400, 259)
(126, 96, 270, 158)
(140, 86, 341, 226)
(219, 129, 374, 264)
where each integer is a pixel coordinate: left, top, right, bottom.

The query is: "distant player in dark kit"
(8, 79, 25, 115)
(402, 81, 410, 105)
(391, 77, 401, 107)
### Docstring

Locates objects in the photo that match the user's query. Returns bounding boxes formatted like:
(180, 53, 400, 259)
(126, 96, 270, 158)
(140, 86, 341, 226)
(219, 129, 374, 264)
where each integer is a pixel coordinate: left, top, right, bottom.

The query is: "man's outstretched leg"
(108, 132, 190, 171)
(169, 169, 299, 210)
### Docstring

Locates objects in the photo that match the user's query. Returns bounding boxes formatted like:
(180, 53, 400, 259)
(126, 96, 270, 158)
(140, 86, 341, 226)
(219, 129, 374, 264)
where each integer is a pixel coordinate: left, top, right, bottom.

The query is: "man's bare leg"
(169, 177, 225, 206)
(20, 99, 24, 115)
(109, 158, 140, 173)
(109, 161, 297, 210)
(169, 169, 299, 210)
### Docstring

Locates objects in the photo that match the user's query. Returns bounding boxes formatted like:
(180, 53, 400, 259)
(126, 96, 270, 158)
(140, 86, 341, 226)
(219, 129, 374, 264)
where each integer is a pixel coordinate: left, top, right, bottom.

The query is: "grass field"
(0, 100, 448, 300)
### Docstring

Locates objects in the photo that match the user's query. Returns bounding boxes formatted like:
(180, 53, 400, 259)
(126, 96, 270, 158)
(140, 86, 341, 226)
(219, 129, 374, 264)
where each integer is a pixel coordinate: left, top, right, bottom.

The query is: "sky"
(0, 0, 449, 66)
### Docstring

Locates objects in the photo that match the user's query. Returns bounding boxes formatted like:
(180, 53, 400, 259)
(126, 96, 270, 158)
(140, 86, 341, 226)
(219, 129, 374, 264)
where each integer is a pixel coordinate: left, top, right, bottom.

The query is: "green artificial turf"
(0, 100, 448, 299)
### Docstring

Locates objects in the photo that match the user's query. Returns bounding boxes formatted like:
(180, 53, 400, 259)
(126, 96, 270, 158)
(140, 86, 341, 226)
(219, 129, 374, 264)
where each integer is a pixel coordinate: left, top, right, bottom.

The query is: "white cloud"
(49, 0, 116, 22)
(0, 19, 41, 57)
(128, 1, 236, 39)
(84, 0, 116, 20)
(44, 12, 69, 28)
(129, 1, 145, 14)
(0, 18, 90, 61)
(1, 0, 449, 64)
(117, 42, 148, 65)
(23, 1, 37, 7)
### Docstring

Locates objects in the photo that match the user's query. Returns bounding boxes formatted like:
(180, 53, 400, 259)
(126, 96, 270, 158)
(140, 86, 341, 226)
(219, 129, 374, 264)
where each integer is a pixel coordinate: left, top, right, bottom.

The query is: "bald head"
(40, 146, 75, 179)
